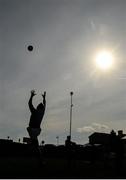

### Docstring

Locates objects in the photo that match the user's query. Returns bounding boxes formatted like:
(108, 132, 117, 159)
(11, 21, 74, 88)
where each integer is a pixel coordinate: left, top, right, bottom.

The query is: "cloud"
(77, 122, 109, 133)
(77, 126, 95, 133)
(92, 123, 109, 131)
(1, 0, 126, 144)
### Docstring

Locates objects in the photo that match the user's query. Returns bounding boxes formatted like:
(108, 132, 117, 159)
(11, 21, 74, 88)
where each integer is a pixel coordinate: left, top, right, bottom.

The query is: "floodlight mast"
(56, 136, 59, 146)
(69, 91, 73, 141)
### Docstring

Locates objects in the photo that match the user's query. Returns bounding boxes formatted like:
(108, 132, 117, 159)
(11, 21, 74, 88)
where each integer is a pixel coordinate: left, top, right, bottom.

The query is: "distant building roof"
(89, 132, 110, 138)
(23, 137, 31, 144)
(89, 132, 110, 145)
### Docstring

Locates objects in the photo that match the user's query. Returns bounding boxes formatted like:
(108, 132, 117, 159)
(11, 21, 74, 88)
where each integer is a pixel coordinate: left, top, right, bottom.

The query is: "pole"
(56, 136, 59, 146)
(69, 91, 73, 141)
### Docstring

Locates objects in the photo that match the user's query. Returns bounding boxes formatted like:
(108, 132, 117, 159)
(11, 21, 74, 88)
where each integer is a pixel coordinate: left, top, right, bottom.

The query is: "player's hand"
(31, 90, 36, 96)
(42, 91, 46, 98)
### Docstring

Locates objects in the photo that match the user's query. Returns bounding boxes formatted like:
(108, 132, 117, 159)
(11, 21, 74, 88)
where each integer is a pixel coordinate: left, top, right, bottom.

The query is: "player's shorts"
(27, 127, 41, 139)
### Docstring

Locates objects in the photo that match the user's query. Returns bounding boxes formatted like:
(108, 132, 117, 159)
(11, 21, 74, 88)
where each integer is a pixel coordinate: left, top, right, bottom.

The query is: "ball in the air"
(27, 45, 33, 51)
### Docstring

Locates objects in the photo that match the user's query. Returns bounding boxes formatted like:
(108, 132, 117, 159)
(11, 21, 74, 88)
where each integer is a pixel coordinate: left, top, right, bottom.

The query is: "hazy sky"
(1, 0, 126, 144)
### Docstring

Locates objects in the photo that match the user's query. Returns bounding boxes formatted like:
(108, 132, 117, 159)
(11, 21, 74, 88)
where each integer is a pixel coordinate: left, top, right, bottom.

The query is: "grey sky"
(1, 0, 126, 144)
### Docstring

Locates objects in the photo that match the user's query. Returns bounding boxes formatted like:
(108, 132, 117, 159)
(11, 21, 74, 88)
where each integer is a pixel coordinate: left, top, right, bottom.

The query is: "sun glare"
(95, 50, 113, 70)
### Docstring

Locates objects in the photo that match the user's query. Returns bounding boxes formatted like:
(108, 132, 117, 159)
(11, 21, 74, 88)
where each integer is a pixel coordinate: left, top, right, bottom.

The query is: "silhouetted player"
(27, 90, 46, 146)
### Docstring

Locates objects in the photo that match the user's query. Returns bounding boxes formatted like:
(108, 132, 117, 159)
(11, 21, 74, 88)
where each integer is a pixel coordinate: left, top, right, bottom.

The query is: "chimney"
(118, 130, 123, 138)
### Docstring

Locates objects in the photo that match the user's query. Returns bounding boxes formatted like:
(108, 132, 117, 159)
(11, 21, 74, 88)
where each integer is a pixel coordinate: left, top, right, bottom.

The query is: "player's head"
(37, 103, 44, 110)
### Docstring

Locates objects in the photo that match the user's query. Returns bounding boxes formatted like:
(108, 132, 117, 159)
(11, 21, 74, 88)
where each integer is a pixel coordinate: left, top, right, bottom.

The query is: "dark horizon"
(0, 128, 125, 178)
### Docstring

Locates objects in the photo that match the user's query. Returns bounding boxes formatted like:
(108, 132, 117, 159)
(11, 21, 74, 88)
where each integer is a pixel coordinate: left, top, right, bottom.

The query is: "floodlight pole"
(56, 136, 59, 146)
(69, 91, 73, 141)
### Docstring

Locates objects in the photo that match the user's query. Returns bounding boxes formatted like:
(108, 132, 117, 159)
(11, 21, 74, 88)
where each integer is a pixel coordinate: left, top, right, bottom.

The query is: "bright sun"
(95, 50, 113, 70)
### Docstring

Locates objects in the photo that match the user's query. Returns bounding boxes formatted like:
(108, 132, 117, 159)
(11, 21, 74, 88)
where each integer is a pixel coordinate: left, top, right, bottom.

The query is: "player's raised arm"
(28, 90, 36, 112)
(42, 91, 46, 107)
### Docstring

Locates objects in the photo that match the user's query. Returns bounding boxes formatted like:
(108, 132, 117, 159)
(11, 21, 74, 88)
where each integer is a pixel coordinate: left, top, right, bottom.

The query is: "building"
(89, 132, 110, 145)
(89, 130, 126, 146)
